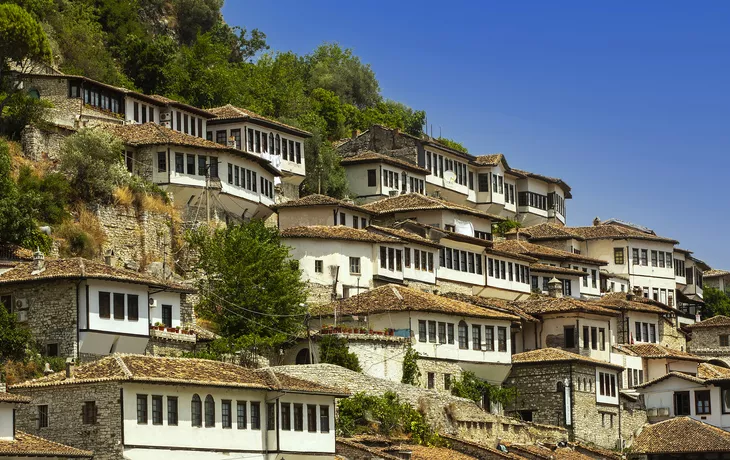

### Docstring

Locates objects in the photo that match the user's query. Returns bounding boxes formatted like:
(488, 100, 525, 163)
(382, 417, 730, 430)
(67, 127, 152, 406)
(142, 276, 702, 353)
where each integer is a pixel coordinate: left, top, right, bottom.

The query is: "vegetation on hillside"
(319, 335, 362, 372)
(702, 286, 730, 318)
(450, 371, 518, 407)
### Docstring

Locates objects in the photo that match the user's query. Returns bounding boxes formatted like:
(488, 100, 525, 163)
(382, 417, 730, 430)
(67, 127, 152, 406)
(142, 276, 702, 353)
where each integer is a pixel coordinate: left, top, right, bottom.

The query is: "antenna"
(439, 126, 442, 138)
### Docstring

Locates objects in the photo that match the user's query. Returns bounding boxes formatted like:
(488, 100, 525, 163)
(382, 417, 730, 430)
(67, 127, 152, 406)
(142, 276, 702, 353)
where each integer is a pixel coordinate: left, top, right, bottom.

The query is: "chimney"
(43, 362, 54, 375)
(548, 277, 563, 298)
(33, 249, 44, 271)
(630, 286, 642, 300)
(65, 358, 75, 379)
(593, 217, 601, 226)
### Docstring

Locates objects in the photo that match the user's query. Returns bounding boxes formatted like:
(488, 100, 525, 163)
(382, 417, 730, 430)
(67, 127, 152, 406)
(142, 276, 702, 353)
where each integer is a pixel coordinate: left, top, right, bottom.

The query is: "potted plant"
(153, 322, 164, 331)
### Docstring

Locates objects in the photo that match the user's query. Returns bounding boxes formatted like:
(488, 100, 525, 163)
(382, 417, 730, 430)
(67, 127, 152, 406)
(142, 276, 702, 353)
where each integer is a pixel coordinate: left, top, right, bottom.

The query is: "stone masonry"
(20, 123, 75, 162)
(658, 318, 687, 351)
(688, 324, 730, 358)
(13, 381, 124, 460)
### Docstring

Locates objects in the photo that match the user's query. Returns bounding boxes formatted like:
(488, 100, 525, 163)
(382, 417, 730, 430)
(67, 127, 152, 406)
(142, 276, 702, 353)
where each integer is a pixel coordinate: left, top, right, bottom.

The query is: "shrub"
(55, 206, 106, 258)
(319, 335, 361, 372)
(450, 371, 518, 407)
(401, 344, 420, 385)
(112, 187, 134, 207)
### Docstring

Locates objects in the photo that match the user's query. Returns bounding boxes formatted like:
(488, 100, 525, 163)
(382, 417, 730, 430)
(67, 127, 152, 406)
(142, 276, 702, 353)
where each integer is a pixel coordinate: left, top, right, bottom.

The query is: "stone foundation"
(20, 123, 74, 162)
(688, 325, 730, 357)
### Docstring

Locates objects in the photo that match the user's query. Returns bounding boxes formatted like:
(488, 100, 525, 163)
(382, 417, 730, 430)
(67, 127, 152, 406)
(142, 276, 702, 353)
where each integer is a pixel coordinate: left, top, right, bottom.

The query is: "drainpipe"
(618, 371, 623, 452)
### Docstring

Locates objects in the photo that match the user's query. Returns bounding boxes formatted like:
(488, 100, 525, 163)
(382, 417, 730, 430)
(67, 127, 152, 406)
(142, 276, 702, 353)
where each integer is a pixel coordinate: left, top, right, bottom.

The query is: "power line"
(206, 288, 309, 319)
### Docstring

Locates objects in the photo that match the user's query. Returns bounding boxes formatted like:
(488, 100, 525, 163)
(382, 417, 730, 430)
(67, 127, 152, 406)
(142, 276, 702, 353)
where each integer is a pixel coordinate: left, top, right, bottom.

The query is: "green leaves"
(703, 287, 730, 317)
(450, 371, 518, 406)
(0, 3, 52, 66)
(401, 345, 421, 385)
(319, 335, 362, 372)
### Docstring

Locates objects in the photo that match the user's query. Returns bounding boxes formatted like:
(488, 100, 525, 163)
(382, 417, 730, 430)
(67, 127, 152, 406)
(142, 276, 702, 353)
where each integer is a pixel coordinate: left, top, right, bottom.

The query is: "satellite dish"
(443, 170, 457, 184)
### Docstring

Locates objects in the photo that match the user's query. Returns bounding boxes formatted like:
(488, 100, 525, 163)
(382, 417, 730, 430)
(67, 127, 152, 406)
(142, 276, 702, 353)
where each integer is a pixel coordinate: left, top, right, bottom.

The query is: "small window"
(191, 394, 202, 427)
(497, 327, 507, 352)
(99, 292, 111, 318)
(82, 401, 96, 425)
(151, 395, 163, 425)
(167, 396, 178, 426)
(251, 402, 261, 430)
(458, 321, 469, 349)
(447, 323, 454, 344)
(113, 293, 125, 320)
(222, 400, 232, 429)
(314, 260, 323, 273)
(349, 257, 361, 275)
(157, 152, 166, 173)
(367, 169, 376, 187)
(46, 343, 59, 357)
(205, 395, 215, 427)
(418, 320, 427, 342)
(127, 294, 139, 321)
(721, 335, 730, 347)
(696, 390, 711, 415)
(427, 372, 435, 389)
(293, 403, 303, 431)
(237, 401, 247, 429)
(38, 405, 48, 428)
(307, 404, 317, 432)
(564, 326, 575, 348)
(281, 403, 291, 430)
(175, 153, 184, 173)
(320, 405, 330, 433)
(614, 248, 624, 265)
(428, 321, 437, 343)
(267, 402, 276, 431)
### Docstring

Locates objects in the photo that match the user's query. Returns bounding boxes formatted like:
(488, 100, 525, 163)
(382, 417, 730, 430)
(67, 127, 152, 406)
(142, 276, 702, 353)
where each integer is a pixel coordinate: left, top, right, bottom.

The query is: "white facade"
(122, 383, 336, 460)
(422, 145, 476, 207)
(278, 206, 371, 230)
(343, 162, 427, 203)
(640, 376, 729, 430)
(0, 404, 13, 440)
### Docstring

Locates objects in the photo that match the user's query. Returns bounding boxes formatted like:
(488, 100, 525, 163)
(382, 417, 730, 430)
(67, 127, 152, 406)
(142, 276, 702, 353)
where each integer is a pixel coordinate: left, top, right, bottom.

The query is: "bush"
(319, 335, 361, 372)
(55, 206, 106, 258)
(401, 344, 420, 385)
(16, 165, 71, 225)
(450, 371, 518, 407)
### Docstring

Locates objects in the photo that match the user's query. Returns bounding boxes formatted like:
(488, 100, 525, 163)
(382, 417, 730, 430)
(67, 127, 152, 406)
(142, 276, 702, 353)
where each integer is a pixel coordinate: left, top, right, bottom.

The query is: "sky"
(223, 1, 730, 268)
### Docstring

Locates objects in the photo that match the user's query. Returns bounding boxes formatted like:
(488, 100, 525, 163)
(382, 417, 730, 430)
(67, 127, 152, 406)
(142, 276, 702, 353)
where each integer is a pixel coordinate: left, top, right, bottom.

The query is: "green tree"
(703, 287, 730, 317)
(354, 100, 425, 136)
(16, 165, 70, 225)
(187, 220, 308, 350)
(401, 344, 420, 385)
(307, 43, 381, 108)
(120, 34, 178, 94)
(209, 22, 268, 63)
(301, 134, 349, 198)
(173, 0, 223, 45)
(0, 299, 33, 363)
(436, 137, 468, 153)
(319, 335, 361, 372)
(0, 90, 50, 138)
(0, 3, 52, 70)
(493, 219, 522, 237)
(450, 371, 518, 407)
(57, 128, 128, 204)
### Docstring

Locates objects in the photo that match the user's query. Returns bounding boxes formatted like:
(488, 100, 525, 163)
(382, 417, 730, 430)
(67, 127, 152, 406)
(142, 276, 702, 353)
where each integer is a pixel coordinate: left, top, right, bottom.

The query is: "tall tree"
(187, 220, 308, 349)
(703, 287, 730, 317)
(307, 43, 381, 108)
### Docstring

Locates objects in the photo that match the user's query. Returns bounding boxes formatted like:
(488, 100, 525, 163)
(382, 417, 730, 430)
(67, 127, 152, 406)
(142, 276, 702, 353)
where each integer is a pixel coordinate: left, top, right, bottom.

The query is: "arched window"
(557, 381, 564, 393)
(205, 394, 215, 427)
(588, 380, 592, 391)
(458, 321, 469, 349)
(296, 348, 311, 364)
(577, 379, 582, 391)
(269, 133, 274, 154)
(191, 394, 202, 427)
(583, 378, 587, 392)
(28, 88, 40, 99)
(275, 134, 281, 155)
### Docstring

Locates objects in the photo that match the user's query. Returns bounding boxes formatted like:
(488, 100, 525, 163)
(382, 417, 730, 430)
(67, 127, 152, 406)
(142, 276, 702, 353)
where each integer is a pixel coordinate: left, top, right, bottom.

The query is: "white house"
(11, 355, 348, 460)
(107, 123, 280, 223)
(206, 105, 312, 200)
(274, 194, 374, 230)
(340, 151, 429, 203)
(304, 284, 520, 388)
(0, 391, 92, 459)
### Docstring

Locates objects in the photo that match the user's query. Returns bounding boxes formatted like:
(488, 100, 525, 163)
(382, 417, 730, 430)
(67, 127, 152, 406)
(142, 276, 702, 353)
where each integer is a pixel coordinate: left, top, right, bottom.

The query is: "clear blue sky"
(223, 1, 730, 268)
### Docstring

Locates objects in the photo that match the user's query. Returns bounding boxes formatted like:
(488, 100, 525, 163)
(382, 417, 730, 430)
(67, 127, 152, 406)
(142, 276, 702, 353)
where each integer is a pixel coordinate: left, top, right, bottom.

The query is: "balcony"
(149, 325, 196, 343)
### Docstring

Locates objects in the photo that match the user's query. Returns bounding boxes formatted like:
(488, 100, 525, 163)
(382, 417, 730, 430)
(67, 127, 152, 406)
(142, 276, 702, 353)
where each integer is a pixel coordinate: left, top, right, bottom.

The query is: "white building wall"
(641, 379, 729, 429)
(83, 280, 150, 336)
(0, 405, 13, 440)
(540, 314, 616, 363)
(149, 292, 182, 327)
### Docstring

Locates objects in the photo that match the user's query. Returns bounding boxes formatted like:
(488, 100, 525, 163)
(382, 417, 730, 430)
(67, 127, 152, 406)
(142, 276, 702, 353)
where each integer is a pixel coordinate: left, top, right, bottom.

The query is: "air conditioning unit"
(159, 112, 171, 122)
(647, 408, 658, 417)
(389, 190, 400, 197)
(149, 298, 157, 308)
(16, 310, 27, 322)
(14, 298, 28, 311)
(658, 407, 670, 416)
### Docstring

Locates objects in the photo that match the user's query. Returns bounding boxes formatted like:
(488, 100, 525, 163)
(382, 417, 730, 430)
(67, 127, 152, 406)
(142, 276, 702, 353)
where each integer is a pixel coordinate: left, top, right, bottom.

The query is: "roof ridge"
(115, 355, 133, 378)
(265, 368, 282, 391)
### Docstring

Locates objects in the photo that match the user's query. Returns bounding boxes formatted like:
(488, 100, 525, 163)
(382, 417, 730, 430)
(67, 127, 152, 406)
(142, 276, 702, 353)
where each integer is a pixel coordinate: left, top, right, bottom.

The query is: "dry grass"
(113, 187, 134, 207)
(56, 206, 108, 258)
(139, 193, 173, 214)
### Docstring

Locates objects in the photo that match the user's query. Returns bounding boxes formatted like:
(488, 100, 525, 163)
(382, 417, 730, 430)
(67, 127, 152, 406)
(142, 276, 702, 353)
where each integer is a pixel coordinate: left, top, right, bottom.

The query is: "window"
(281, 403, 291, 430)
(320, 406, 330, 433)
(428, 320, 437, 342)
(293, 403, 303, 431)
(472, 324, 482, 350)
(175, 153, 184, 173)
(485, 326, 494, 351)
(651, 250, 658, 267)
(598, 372, 616, 397)
(183, 114, 189, 134)
(447, 323, 455, 344)
(349, 257, 360, 274)
(642, 323, 649, 342)
(267, 403, 275, 430)
(649, 324, 656, 343)
(251, 402, 261, 429)
(632, 248, 639, 265)
(599, 328, 606, 351)
(721, 335, 730, 347)
(198, 155, 207, 176)
(478, 174, 489, 192)
(396, 249, 402, 271)
(204, 395, 215, 427)
(614, 248, 624, 264)
(458, 321, 468, 349)
(418, 320, 427, 342)
(674, 391, 691, 415)
(151, 395, 162, 425)
(237, 401, 247, 429)
(307, 404, 317, 432)
(591, 327, 598, 350)
(498, 327, 507, 352)
(641, 249, 648, 266)
(723, 388, 730, 414)
(82, 401, 96, 425)
(191, 394, 202, 427)
(99, 292, 110, 318)
(157, 152, 166, 172)
(583, 326, 590, 349)
(113, 293, 125, 320)
(429, 253, 435, 272)
(666, 253, 673, 268)
(222, 400, 232, 428)
(659, 252, 665, 268)
(314, 260, 323, 273)
(127, 294, 138, 321)
(160, 304, 172, 328)
(564, 326, 575, 348)
(696, 390, 711, 415)
(187, 154, 195, 175)
(168, 396, 178, 426)
(210, 157, 218, 178)
(438, 322, 446, 344)
(591, 269, 597, 288)
(38, 405, 48, 428)
(427, 372, 435, 389)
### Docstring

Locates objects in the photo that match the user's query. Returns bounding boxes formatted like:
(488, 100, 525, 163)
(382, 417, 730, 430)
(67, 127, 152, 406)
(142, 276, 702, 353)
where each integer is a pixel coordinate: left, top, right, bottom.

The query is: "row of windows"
(488, 258, 530, 284)
(227, 164, 258, 192)
(532, 276, 575, 295)
(174, 111, 204, 138)
(336, 211, 368, 229)
(686, 266, 703, 287)
(626, 248, 674, 268)
(547, 192, 566, 217)
(132, 101, 156, 125)
(562, 325, 606, 350)
(426, 151, 470, 188)
(518, 191, 547, 210)
(634, 322, 658, 343)
(477, 174, 513, 204)
(626, 368, 644, 389)
(98, 292, 139, 321)
(598, 372, 617, 398)
(380, 246, 403, 272)
(366, 169, 426, 195)
(439, 248, 483, 275)
(417, 320, 508, 352)
(70, 82, 122, 114)
(406, 248, 434, 272)
(173, 153, 220, 178)
(208, 129, 303, 164)
(135, 394, 330, 432)
(674, 390, 713, 416)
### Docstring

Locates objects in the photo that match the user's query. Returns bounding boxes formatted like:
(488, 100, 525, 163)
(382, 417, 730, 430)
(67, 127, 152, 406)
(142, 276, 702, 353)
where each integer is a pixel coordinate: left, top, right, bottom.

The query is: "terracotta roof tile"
(363, 193, 504, 222)
(617, 344, 705, 361)
(281, 226, 399, 244)
(698, 363, 730, 380)
(634, 371, 707, 388)
(512, 348, 624, 370)
(0, 392, 30, 403)
(472, 153, 506, 167)
(207, 104, 312, 137)
(515, 296, 619, 317)
(339, 151, 431, 175)
(144, 94, 214, 118)
(10, 355, 348, 395)
(439, 293, 540, 322)
(272, 194, 373, 215)
(0, 431, 92, 457)
(629, 417, 730, 454)
(493, 240, 607, 266)
(510, 168, 572, 198)
(529, 263, 586, 277)
(522, 223, 678, 244)
(0, 258, 192, 292)
(686, 315, 730, 329)
(596, 293, 671, 314)
(520, 223, 578, 240)
(367, 225, 442, 248)
(704, 269, 730, 278)
(311, 284, 520, 321)
(106, 123, 280, 175)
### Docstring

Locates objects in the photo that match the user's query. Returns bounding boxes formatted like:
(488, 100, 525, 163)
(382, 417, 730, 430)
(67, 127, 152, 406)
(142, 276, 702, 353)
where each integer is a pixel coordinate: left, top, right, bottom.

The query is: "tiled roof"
(515, 296, 619, 317)
(207, 104, 312, 137)
(339, 151, 431, 174)
(704, 269, 730, 278)
(529, 263, 586, 277)
(272, 194, 373, 215)
(522, 223, 679, 244)
(520, 223, 578, 240)
(596, 293, 671, 314)
(512, 348, 624, 370)
(698, 363, 730, 380)
(0, 258, 192, 292)
(472, 153, 507, 167)
(0, 392, 30, 403)
(367, 225, 442, 248)
(363, 193, 504, 222)
(439, 292, 539, 322)
(310, 284, 520, 321)
(634, 371, 707, 389)
(686, 315, 730, 329)
(105, 123, 280, 175)
(629, 417, 730, 454)
(511, 168, 572, 198)
(10, 355, 348, 396)
(616, 344, 705, 362)
(280, 226, 399, 244)
(493, 240, 607, 266)
(0, 244, 33, 261)
(0, 431, 93, 458)
(144, 94, 214, 118)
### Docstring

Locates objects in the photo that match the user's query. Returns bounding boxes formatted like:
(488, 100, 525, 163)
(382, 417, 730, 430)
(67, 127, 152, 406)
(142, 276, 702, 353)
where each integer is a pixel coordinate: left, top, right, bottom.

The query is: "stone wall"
(305, 281, 335, 306)
(0, 280, 77, 358)
(337, 126, 421, 167)
(13, 382, 124, 460)
(688, 325, 730, 357)
(145, 336, 196, 357)
(20, 124, 74, 162)
(659, 318, 687, 351)
(417, 357, 463, 393)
